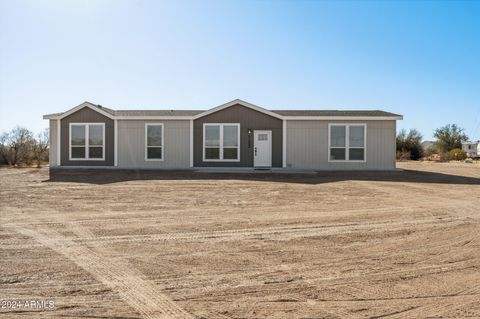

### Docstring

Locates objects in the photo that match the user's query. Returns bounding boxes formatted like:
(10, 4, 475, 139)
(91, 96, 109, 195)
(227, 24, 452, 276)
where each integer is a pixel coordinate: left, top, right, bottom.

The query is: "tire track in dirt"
(65, 222, 97, 239)
(384, 294, 480, 319)
(9, 225, 194, 319)
(72, 216, 468, 246)
(13, 203, 463, 227)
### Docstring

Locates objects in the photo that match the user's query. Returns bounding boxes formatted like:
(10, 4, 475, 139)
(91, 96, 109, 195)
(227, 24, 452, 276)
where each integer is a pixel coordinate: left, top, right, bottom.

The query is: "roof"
(272, 110, 402, 117)
(43, 99, 403, 120)
(42, 108, 203, 118)
(114, 110, 204, 116)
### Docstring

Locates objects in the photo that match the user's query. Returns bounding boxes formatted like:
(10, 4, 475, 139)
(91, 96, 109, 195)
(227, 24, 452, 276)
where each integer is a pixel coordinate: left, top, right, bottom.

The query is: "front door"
(254, 130, 272, 167)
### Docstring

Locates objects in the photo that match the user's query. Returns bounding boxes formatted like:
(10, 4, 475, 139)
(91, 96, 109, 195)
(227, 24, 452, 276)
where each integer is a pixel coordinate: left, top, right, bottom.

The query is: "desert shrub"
(423, 144, 439, 160)
(396, 151, 411, 161)
(448, 148, 467, 161)
(438, 152, 449, 162)
(396, 129, 423, 160)
(433, 124, 469, 153)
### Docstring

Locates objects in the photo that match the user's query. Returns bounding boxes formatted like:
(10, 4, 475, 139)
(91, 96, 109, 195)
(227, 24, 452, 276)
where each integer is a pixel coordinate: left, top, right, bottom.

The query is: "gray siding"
(286, 120, 396, 170)
(49, 119, 58, 166)
(193, 104, 283, 167)
(61, 107, 114, 166)
(118, 120, 190, 169)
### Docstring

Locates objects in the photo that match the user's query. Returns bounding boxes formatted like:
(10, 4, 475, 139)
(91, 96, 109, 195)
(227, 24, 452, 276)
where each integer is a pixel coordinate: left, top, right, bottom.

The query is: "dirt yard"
(0, 162, 479, 319)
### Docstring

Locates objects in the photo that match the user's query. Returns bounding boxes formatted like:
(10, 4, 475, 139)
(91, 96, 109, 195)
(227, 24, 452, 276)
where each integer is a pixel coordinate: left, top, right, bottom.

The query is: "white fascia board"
(115, 116, 193, 120)
(45, 102, 115, 120)
(192, 99, 284, 120)
(45, 114, 403, 121)
(283, 116, 403, 121)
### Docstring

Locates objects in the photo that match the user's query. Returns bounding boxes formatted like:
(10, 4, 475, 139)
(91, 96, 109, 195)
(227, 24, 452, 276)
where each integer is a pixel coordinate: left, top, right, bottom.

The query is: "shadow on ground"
(46, 168, 480, 185)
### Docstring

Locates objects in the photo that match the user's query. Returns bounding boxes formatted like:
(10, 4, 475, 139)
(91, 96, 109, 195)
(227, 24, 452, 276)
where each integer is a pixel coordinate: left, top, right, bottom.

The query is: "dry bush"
(448, 148, 467, 161)
(396, 129, 423, 160)
(396, 150, 411, 161)
(0, 127, 49, 167)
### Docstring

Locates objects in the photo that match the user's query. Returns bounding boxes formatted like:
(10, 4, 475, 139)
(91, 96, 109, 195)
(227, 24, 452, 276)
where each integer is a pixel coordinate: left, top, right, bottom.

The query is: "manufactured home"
(462, 141, 480, 159)
(43, 99, 403, 170)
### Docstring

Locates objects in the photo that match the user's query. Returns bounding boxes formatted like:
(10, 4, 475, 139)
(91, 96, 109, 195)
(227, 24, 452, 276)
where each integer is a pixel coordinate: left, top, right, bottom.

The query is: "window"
(69, 123, 105, 160)
(203, 123, 240, 161)
(329, 124, 366, 162)
(145, 124, 164, 161)
(258, 134, 268, 141)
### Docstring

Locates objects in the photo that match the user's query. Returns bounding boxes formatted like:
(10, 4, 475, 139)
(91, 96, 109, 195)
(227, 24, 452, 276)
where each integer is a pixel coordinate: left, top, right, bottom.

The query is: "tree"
(10, 127, 34, 166)
(0, 133, 9, 164)
(0, 127, 35, 166)
(396, 129, 423, 160)
(433, 124, 468, 153)
(32, 129, 49, 167)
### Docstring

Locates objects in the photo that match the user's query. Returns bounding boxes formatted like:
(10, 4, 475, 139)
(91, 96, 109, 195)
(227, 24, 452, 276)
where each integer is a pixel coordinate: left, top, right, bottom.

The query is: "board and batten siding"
(117, 120, 191, 169)
(49, 119, 58, 166)
(286, 120, 396, 170)
(60, 107, 115, 166)
(193, 103, 283, 167)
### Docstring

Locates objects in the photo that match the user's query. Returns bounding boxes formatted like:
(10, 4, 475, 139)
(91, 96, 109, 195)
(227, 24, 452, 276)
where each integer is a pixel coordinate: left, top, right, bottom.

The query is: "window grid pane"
(89, 147, 103, 159)
(147, 147, 162, 159)
(147, 125, 162, 147)
(223, 126, 238, 147)
(330, 148, 346, 161)
(71, 125, 86, 146)
(330, 126, 346, 147)
(89, 125, 103, 146)
(71, 146, 86, 159)
(349, 148, 364, 161)
(205, 125, 220, 147)
(349, 126, 365, 148)
(223, 148, 238, 160)
(205, 147, 220, 159)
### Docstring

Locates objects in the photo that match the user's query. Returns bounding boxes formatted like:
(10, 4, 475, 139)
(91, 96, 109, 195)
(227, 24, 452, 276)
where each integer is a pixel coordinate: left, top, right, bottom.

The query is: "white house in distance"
(462, 141, 480, 158)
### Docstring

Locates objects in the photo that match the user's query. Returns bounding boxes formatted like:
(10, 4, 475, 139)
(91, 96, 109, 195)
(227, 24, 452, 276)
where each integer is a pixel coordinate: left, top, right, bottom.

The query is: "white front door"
(254, 130, 272, 167)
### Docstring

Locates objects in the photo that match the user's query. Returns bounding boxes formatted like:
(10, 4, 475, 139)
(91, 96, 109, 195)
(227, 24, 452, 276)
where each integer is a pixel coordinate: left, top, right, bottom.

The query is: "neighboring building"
(43, 99, 403, 170)
(462, 141, 480, 158)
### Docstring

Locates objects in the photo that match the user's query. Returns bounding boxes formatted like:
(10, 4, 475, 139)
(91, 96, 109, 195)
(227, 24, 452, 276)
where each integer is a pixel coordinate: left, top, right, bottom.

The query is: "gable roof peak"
(192, 98, 284, 120)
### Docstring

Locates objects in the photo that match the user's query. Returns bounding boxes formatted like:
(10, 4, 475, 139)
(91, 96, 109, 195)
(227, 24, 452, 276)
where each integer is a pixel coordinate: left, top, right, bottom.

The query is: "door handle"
(254, 147, 257, 156)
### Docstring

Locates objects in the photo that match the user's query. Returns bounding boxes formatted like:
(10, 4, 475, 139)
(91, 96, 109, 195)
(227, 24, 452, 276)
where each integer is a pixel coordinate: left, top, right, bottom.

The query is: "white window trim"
(114, 119, 118, 166)
(145, 123, 164, 161)
(328, 123, 367, 163)
(202, 123, 241, 162)
(57, 120, 61, 165)
(69, 123, 106, 161)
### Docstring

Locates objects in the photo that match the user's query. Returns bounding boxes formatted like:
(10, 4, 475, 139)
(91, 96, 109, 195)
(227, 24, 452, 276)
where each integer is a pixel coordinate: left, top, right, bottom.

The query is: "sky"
(1, 0, 479, 141)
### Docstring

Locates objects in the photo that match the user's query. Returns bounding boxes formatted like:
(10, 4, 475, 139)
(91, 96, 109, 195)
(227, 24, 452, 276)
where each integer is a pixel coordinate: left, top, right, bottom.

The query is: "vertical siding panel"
(286, 120, 396, 170)
(193, 104, 283, 167)
(117, 120, 190, 169)
(60, 107, 115, 166)
(49, 119, 58, 166)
